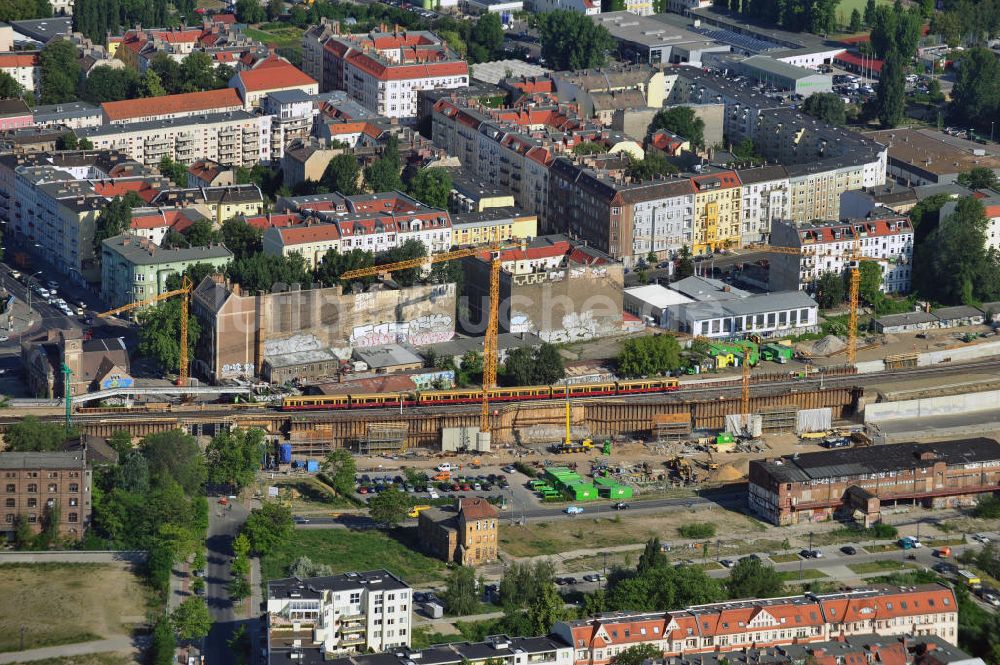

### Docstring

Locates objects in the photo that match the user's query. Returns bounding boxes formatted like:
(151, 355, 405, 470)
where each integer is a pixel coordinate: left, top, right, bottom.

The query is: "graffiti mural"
(350, 313, 455, 347)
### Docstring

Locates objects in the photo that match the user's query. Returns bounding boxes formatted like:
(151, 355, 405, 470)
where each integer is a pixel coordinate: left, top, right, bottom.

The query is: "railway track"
(2, 356, 998, 427)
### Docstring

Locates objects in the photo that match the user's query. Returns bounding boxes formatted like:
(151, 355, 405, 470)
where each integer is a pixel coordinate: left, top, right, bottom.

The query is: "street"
(203, 496, 253, 665)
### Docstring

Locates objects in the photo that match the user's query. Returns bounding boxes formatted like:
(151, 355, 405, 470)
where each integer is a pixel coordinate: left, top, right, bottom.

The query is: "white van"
(435, 463, 454, 472)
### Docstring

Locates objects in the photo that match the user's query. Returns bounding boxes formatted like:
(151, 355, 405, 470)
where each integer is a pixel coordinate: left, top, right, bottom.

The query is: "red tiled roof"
(0, 53, 39, 68)
(278, 223, 342, 244)
(94, 180, 162, 203)
(101, 88, 242, 121)
(237, 63, 316, 92)
(212, 13, 237, 24)
(458, 496, 498, 520)
(129, 209, 198, 231)
(243, 213, 302, 230)
(344, 50, 468, 81)
(692, 170, 740, 190)
(799, 217, 912, 244)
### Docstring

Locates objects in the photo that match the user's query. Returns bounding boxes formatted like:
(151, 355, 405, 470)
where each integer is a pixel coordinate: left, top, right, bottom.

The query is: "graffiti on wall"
(412, 370, 455, 390)
(350, 313, 455, 347)
(509, 312, 534, 334)
(221, 362, 255, 377)
(265, 334, 321, 357)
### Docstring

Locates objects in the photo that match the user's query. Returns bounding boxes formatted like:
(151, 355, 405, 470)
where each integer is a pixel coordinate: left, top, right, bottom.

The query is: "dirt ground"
(498, 508, 767, 558)
(0, 563, 150, 653)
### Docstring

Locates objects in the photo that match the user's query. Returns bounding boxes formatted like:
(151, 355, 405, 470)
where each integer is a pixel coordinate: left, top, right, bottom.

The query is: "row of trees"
(869, 2, 923, 129)
(711, 0, 840, 35)
(73, 0, 192, 45)
(0, 0, 51, 21)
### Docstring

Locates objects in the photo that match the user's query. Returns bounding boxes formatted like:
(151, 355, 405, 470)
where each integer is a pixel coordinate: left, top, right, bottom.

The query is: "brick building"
(748, 438, 1000, 526)
(0, 451, 92, 541)
(552, 584, 959, 665)
(417, 497, 499, 566)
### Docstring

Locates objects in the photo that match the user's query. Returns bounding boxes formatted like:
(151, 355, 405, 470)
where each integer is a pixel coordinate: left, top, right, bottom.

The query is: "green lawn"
(770, 553, 802, 563)
(246, 25, 304, 50)
(780, 568, 829, 581)
(411, 628, 468, 650)
(848, 560, 918, 575)
(261, 528, 449, 585)
(834, 0, 892, 31)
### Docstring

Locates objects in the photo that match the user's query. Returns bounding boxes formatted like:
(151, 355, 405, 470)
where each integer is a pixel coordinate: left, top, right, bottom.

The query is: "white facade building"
(737, 165, 789, 245)
(266, 570, 412, 656)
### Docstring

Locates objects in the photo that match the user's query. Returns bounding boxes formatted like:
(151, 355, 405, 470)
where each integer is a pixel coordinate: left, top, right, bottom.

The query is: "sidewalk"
(0, 636, 142, 664)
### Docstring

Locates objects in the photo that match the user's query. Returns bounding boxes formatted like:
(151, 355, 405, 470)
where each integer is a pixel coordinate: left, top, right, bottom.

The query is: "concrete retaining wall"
(917, 339, 1000, 366)
(864, 389, 1000, 423)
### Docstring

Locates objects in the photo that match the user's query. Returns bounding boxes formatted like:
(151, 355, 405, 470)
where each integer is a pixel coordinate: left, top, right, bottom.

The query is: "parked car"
(565, 506, 584, 515)
(799, 549, 815, 559)
(613, 502, 630, 510)
(720, 559, 736, 568)
(841, 546, 857, 555)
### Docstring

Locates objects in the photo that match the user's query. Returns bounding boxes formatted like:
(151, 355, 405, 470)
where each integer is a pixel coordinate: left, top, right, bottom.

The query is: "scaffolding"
(652, 412, 692, 443)
(357, 423, 409, 455)
(759, 406, 798, 434)
(884, 353, 919, 370)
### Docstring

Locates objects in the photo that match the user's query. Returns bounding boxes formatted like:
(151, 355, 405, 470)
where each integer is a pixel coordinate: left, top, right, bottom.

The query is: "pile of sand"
(709, 463, 746, 482)
(811, 334, 847, 356)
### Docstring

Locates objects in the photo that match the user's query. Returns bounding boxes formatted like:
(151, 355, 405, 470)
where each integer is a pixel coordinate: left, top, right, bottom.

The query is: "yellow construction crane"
(340, 244, 511, 435)
(745, 239, 889, 366)
(98, 276, 193, 386)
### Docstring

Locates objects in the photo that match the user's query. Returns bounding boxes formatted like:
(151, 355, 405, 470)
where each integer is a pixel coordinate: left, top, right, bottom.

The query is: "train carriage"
(615, 378, 680, 394)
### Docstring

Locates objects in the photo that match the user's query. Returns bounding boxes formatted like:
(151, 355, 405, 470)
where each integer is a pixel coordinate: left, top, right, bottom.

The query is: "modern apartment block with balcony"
(321, 635, 573, 665)
(266, 570, 413, 662)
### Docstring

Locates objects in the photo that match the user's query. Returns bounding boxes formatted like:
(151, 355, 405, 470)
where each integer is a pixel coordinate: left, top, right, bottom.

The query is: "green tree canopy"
(93, 192, 144, 260)
(315, 248, 376, 287)
(235, 0, 265, 23)
(321, 153, 362, 195)
(869, 3, 922, 59)
(4, 416, 76, 451)
(377, 238, 427, 287)
(368, 485, 411, 526)
(950, 49, 1000, 135)
(500, 343, 565, 386)
(650, 107, 706, 150)
(443, 566, 479, 615)
(407, 168, 452, 209)
(849, 8, 862, 32)
(38, 39, 80, 104)
(226, 252, 314, 293)
(80, 66, 139, 103)
(171, 597, 213, 640)
(858, 261, 883, 306)
(612, 644, 663, 665)
(321, 449, 357, 497)
(526, 581, 563, 634)
(138, 68, 166, 98)
(141, 430, 206, 495)
(205, 428, 265, 490)
(243, 501, 293, 555)
(958, 167, 999, 191)
(0, 71, 23, 98)
(499, 560, 554, 611)
(876, 50, 906, 128)
(814, 270, 846, 309)
(159, 156, 189, 185)
(801, 92, 847, 126)
(725, 557, 784, 598)
(626, 152, 679, 181)
(137, 298, 201, 375)
(471, 12, 504, 61)
(617, 335, 682, 378)
(220, 218, 264, 260)
(537, 10, 614, 70)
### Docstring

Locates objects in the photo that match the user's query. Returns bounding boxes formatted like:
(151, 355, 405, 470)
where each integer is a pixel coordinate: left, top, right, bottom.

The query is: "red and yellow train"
(280, 377, 681, 411)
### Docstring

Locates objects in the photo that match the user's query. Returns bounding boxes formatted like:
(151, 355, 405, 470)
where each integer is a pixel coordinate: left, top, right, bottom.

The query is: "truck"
(408, 505, 432, 518)
(551, 439, 594, 454)
(958, 569, 981, 588)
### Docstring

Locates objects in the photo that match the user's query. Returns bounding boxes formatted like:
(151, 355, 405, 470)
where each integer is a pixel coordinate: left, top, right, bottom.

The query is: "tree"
(141, 430, 206, 495)
(534, 343, 565, 385)
(802, 92, 847, 126)
(863, 0, 876, 25)
(814, 270, 846, 308)
(120, 451, 150, 493)
(220, 218, 263, 260)
(243, 501, 293, 555)
(80, 65, 139, 103)
(617, 335, 682, 378)
(13, 513, 33, 549)
(159, 156, 188, 185)
(321, 449, 357, 497)
(613, 644, 662, 665)
(949, 48, 1000, 136)
(226, 252, 314, 292)
(500, 343, 566, 386)
(320, 153, 362, 195)
(471, 12, 504, 60)
(675, 246, 694, 280)
(107, 430, 134, 457)
(526, 581, 563, 634)
(869, 4, 921, 59)
(499, 560, 554, 611)
(0, 71, 23, 99)
(4, 416, 76, 451)
(573, 142, 609, 156)
(849, 8, 862, 32)
(266, 0, 283, 20)
(725, 557, 784, 598)
(150, 616, 176, 665)
(149, 54, 184, 95)
(78, 137, 93, 149)
(438, 30, 468, 60)
(537, 10, 614, 71)
(637, 537, 668, 573)
(287, 555, 335, 578)
(205, 428, 265, 490)
(876, 51, 906, 128)
(235, 0, 264, 22)
(138, 68, 166, 98)
(626, 152, 679, 181)
(171, 597, 213, 641)
(377, 238, 426, 287)
(368, 485, 410, 527)
(443, 566, 479, 615)
(56, 132, 79, 150)
(407, 168, 452, 209)
(364, 151, 403, 193)
(138, 298, 201, 375)
(93, 193, 143, 260)
(857, 261, 883, 306)
(315, 248, 376, 287)
(649, 107, 706, 150)
(958, 167, 999, 191)
(38, 39, 80, 104)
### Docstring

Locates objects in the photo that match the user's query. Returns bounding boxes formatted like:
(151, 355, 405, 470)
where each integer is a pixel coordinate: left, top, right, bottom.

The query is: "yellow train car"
(350, 393, 413, 407)
(282, 395, 350, 410)
(616, 377, 680, 394)
(488, 385, 552, 401)
(564, 382, 617, 397)
(416, 389, 483, 405)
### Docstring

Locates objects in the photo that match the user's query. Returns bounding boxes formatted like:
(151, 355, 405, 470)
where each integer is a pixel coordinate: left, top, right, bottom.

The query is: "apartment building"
(231, 62, 319, 109)
(32, 102, 103, 129)
(736, 165, 789, 245)
(942, 193, 1000, 253)
(149, 184, 265, 225)
(529, 0, 600, 15)
(451, 209, 538, 246)
(100, 234, 233, 308)
(318, 30, 468, 119)
(262, 206, 453, 268)
(0, 451, 92, 541)
(691, 170, 741, 255)
(549, 64, 667, 121)
(319, 635, 572, 665)
(749, 438, 1000, 526)
(417, 497, 499, 566)
(769, 214, 914, 295)
(0, 52, 39, 92)
(100, 88, 244, 125)
(553, 584, 959, 665)
(78, 111, 272, 168)
(266, 570, 412, 658)
(113, 20, 260, 71)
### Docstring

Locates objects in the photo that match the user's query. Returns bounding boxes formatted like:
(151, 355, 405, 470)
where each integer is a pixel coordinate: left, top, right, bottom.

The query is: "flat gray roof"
(739, 55, 827, 81)
(875, 311, 938, 327)
(102, 234, 233, 266)
(79, 110, 261, 137)
(0, 451, 86, 469)
(352, 344, 423, 368)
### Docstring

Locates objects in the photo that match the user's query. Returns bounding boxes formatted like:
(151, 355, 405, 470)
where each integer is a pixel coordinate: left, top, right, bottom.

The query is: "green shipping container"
(598, 484, 634, 499)
(564, 482, 599, 501)
(593, 475, 618, 487)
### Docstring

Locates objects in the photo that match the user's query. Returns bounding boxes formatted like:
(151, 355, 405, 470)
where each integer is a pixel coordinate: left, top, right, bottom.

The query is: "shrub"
(678, 522, 716, 539)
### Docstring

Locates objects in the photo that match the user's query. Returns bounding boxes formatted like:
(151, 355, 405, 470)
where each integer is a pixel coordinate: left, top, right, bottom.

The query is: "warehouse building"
(748, 438, 1000, 526)
(736, 55, 832, 96)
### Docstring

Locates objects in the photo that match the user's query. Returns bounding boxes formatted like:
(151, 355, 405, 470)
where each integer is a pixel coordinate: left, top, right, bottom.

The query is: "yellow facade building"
(692, 170, 742, 255)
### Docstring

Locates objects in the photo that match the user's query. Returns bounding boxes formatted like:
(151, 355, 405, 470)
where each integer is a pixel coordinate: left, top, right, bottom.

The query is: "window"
(4, 499, 13, 507)
(69, 512, 78, 523)
(27, 484, 36, 493)
(48, 484, 57, 493)
(4, 484, 13, 493)
(3, 514, 11, 524)
(69, 497, 77, 507)
(349, 592, 361, 603)
(27, 498, 36, 508)
(28, 514, 37, 523)
(69, 483, 78, 493)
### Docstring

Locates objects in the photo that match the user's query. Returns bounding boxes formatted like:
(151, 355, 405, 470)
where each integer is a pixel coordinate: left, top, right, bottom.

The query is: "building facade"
(266, 570, 412, 658)
(0, 451, 92, 541)
(417, 497, 499, 566)
(769, 215, 914, 295)
(749, 438, 1000, 526)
